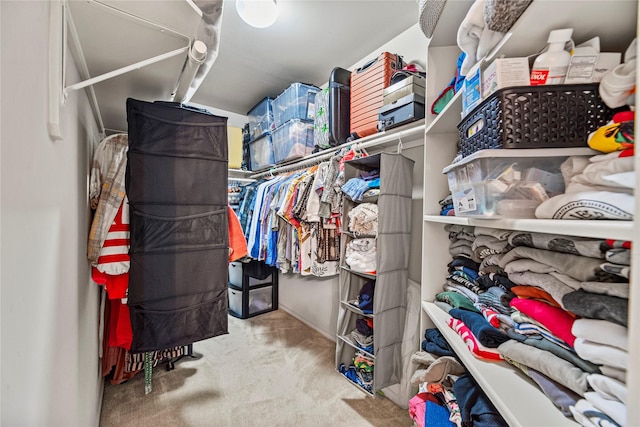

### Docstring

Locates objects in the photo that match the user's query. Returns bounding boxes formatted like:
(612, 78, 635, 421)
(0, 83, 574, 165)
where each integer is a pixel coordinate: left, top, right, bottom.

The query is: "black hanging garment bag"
(125, 98, 229, 353)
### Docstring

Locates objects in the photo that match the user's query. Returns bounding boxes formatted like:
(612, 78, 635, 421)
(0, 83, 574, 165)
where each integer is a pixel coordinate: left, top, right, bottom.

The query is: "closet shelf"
(228, 168, 254, 179)
(338, 373, 375, 397)
(340, 301, 375, 318)
(340, 266, 377, 280)
(424, 90, 463, 135)
(427, 0, 474, 47)
(423, 215, 633, 241)
(422, 301, 577, 427)
(337, 335, 376, 359)
(343, 194, 379, 204)
(341, 230, 377, 239)
(483, 0, 637, 66)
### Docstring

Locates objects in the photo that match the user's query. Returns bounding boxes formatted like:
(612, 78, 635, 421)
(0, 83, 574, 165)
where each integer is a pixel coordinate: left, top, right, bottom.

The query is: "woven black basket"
(457, 84, 615, 157)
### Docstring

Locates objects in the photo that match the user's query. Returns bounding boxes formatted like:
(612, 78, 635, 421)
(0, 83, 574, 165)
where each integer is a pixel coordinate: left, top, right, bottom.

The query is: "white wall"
(1, 1, 102, 425)
(278, 24, 427, 339)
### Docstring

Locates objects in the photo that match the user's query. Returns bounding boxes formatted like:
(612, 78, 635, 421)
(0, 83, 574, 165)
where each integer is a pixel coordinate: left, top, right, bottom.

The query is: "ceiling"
(67, 0, 420, 131)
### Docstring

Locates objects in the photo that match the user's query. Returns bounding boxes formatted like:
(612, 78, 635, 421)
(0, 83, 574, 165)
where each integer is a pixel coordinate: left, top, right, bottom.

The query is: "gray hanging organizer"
(335, 151, 415, 395)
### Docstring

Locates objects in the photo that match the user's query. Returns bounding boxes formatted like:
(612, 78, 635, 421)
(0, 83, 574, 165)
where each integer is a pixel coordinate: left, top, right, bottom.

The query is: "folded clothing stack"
(348, 203, 378, 236)
(345, 238, 376, 274)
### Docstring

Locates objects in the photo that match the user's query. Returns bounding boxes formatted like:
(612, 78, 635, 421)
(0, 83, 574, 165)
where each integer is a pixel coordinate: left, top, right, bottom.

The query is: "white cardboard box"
(481, 57, 530, 99)
(564, 38, 621, 84)
(462, 65, 482, 117)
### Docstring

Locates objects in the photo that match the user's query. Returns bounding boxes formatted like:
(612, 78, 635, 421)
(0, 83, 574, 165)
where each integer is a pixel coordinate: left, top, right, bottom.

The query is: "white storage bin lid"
(442, 147, 598, 174)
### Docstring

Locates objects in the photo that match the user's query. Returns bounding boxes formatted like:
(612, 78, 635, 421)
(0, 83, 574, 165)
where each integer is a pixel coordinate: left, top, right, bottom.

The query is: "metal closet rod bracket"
(48, 0, 204, 141)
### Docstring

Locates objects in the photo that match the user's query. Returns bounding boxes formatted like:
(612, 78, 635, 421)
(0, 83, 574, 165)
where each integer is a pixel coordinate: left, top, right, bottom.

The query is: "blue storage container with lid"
(272, 119, 314, 164)
(248, 132, 276, 171)
(247, 97, 275, 141)
(273, 83, 320, 128)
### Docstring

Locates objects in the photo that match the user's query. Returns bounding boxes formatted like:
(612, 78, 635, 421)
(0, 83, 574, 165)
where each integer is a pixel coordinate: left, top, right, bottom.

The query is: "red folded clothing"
(510, 298, 576, 347)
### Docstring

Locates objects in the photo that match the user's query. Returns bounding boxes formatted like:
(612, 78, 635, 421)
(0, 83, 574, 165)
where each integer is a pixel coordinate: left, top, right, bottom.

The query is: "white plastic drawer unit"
(228, 261, 274, 287)
(228, 286, 274, 318)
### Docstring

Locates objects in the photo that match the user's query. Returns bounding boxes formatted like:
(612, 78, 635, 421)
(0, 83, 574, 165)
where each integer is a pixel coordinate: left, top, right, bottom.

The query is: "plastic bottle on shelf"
(530, 28, 574, 86)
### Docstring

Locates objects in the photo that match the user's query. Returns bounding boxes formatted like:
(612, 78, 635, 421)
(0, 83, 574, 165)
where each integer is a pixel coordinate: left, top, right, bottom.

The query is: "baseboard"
(95, 372, 104, 426)
(279, 304, 336, 342)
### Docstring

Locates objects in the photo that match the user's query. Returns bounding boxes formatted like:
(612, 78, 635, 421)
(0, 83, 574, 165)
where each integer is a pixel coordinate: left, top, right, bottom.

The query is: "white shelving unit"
(420, 1, 640, 426)
(423, 301, 576, 427)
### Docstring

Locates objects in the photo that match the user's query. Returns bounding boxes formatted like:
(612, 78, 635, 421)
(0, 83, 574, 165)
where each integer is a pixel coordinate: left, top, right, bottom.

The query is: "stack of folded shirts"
(345, 238, 376, 274)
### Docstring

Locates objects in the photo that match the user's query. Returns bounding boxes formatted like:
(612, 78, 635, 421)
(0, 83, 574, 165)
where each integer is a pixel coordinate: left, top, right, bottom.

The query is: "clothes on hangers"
(238, 149, 368, 276)
(88, 133, 128, 265)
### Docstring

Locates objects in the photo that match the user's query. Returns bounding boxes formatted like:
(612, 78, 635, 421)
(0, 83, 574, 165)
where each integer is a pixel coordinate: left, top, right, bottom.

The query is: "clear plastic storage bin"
(248, 133, 275, 171)
(443, 148, 596, 218)
(272, 119, 315, 164)
(247, 97, 275, 141)
(228, 286, 274, 318)
(273, 83, 320, 127)
(228, 261, 275, 288)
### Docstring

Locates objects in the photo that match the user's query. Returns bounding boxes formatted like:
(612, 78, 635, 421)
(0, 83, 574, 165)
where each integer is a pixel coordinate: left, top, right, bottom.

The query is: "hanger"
(397, 131, 404, 154)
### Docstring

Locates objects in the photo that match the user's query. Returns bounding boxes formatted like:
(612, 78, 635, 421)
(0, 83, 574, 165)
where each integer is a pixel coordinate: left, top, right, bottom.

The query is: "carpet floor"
(100, 309, 412, 427)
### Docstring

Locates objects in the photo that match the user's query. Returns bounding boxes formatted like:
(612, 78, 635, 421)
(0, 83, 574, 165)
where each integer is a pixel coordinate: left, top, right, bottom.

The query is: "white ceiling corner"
(67, 0, 420, 131)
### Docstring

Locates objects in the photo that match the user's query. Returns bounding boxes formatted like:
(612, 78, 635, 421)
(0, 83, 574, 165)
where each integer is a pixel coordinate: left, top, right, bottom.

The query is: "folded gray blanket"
(474, 227, 511, 240)
(498, 340, 589, 396)
(563, 291, 628, 327)
(606, 248, 631, 265)
(505, 267, 574, 308)
(500, 246, 606, 282)
(473, 235, 512, 251)
(479, 253, 505, 273)
(506, 329, 601, 374)
(551, 272, 629, 300)
(508, 231, 605, 259)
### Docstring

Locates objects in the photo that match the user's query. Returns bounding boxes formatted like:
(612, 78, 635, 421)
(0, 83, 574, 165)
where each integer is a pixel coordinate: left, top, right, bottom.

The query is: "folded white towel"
(588, 374, 627, 405)
(599, 38, 637, 109)
(572, 319, 628, 351)
(585, 391, 627, 427)
(574, 338, 627, 370)
(535, 190, 634, 220)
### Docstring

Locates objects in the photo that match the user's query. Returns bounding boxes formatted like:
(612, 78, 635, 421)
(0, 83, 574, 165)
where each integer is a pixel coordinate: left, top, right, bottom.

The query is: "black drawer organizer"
(458, 84, 615, 157)
(228, 260, 278, 319)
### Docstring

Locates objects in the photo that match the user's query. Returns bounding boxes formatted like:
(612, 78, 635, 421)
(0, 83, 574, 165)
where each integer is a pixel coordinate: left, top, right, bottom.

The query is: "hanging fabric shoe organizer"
(125, 98, 229, 353)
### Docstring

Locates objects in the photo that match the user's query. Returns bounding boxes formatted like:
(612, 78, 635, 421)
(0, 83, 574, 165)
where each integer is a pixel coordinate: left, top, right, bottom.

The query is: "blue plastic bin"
(273, 83, 320, 128)
(272, 119, 314, 164)
(248, 132, 276, 171)
(247, 97, 275, 141)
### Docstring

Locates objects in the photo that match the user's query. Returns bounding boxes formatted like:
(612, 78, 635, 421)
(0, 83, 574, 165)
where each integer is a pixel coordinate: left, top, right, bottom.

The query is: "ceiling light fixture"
(236, 0, 278, 28)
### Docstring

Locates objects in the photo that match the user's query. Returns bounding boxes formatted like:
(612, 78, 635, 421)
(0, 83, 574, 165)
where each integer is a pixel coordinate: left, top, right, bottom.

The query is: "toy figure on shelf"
(588, 111, 635, 153)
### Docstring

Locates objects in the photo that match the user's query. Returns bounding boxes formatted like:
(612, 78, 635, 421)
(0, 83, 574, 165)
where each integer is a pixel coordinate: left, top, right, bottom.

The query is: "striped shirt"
(96, 197, 130, 275)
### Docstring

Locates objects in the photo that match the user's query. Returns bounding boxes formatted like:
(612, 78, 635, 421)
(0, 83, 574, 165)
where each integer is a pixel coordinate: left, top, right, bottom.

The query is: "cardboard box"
(592, 52, 622, 82)
(462, 65, 482, 117)
(227, 126, 243, 169)
(382, 75, 426, 105)
(481, 57, 530, 99)
(564, 37, 622, 84)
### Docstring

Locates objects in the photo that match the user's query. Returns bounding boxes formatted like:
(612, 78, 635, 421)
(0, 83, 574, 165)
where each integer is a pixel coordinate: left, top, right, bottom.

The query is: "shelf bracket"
(48, 0, 198, 141)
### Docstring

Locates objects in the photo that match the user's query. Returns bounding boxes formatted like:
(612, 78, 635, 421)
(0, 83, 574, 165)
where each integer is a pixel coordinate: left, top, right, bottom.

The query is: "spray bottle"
(530, 28, 573, 85)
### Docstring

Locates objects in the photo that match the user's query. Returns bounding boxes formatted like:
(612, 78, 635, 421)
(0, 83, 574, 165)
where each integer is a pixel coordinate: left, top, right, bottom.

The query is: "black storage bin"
(228, 260, 278, 319)
(458, 84, 615, 157)
(378, 93, 425, 131)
